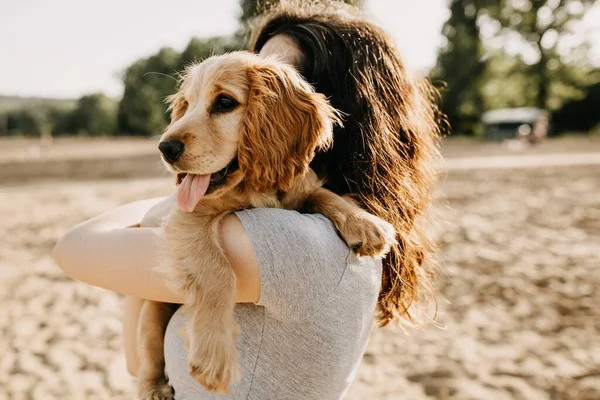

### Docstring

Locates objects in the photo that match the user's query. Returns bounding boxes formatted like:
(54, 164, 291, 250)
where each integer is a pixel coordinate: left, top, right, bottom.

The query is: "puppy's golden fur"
(137, 52, 396, 399)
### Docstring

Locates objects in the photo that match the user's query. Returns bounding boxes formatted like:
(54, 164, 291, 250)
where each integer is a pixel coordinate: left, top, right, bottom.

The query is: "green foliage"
(0, 97, 74, 137)
(179, 36, 244, 70)
(480, 53, 537, 110)
(0, 96, 76, 137)
(478, 52, 588, 111)
(0, 96, 75, 114)
(434, 0, 598, 135)
(432, 0, 488, 135)
(52, 93, 117, 136)
(116, 36, 244, 135)
(4, 110, 43, 136)
(553, 81, 600, 134)
(116, 48, 180, 135)
(482, 0, 596, 109)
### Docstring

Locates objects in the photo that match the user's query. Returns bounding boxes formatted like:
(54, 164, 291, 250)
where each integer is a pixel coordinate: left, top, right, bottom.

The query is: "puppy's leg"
(163, 211, 240, 393)
(304, 188, 397, 258)
(185, 253, 240, 394)
(137, 300, 177, 400)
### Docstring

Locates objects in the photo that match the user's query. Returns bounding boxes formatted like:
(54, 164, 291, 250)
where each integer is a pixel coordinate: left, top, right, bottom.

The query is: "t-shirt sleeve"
(234, 208, 351, 323)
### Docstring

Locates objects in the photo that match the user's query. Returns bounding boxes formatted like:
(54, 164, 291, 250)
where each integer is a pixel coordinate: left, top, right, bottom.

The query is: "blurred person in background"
(53, 1, 442, 398)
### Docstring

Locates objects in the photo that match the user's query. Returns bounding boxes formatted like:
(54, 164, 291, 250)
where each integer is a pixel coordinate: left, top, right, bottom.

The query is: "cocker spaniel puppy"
(137, 52, 396, 399)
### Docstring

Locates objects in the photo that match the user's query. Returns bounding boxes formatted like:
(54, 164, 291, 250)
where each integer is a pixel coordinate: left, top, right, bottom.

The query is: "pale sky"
(0, 1, 597, 99)
(0, 0, 449, 98)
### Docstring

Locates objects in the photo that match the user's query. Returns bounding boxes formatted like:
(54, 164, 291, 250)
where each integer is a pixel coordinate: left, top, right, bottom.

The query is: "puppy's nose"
(159, 140, 184, 163)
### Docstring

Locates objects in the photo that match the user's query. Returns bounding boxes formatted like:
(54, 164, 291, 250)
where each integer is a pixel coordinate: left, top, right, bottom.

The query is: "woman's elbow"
(53, 230, 81, 280)
(126, 359, 139, 377)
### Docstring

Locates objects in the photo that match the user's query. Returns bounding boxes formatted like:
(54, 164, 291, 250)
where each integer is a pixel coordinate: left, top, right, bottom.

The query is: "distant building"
(482, 108, 550, 143)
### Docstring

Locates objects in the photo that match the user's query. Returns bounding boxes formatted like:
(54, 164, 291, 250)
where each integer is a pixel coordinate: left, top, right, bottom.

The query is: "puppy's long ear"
(239, 62, 339, 193)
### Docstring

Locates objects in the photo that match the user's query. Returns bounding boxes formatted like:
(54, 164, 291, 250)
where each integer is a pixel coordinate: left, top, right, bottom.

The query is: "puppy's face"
(159, 56, 249, 194)
(159, 52, 339, 211)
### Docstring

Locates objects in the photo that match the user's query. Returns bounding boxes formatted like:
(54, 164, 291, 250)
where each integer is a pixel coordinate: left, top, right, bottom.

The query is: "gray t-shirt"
(164, 208, 382, 400)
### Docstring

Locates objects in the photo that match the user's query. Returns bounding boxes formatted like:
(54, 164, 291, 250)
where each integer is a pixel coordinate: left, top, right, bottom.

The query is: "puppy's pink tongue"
(176, 174, 210, 212)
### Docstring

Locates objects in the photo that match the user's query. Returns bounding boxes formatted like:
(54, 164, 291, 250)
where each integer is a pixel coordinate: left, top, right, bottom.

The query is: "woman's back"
(165, 208, 382, 400)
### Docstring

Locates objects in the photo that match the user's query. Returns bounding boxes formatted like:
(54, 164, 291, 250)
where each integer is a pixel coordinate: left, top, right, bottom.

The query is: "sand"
(0, 136, 598, 399)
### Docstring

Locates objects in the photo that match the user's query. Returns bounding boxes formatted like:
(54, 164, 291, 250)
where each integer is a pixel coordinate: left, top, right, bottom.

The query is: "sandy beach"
(1, 136, 598, 399)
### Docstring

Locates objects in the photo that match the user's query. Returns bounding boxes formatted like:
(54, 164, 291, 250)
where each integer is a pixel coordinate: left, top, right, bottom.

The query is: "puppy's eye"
(212, 94, 238, 113)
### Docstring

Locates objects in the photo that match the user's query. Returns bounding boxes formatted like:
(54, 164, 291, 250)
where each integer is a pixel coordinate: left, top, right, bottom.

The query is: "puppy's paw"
(188, 335, 241, 393)
(338, 212, 397, 258)
(138, 382, 173, 400)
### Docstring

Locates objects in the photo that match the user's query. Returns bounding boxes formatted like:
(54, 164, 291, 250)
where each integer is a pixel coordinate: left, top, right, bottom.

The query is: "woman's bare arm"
(54, 197, 261, 377)
(52, 198, 261, 303)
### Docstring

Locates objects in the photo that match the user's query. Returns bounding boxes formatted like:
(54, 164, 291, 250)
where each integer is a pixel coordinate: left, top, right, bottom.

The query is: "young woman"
(53, 2, 441, 399)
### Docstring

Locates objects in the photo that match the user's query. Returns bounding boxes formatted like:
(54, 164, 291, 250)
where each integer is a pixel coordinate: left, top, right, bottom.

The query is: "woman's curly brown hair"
(249, 0, 443, 326)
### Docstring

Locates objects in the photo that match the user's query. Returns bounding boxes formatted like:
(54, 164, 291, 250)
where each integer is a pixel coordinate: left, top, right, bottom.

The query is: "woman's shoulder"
(235, 208, 350, 259)
(234, 207, 379, 322)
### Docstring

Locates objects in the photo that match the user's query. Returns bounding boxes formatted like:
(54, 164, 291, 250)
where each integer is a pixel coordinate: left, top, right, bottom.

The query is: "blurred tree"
(117, 48, 180, 135)
(432, 0, 492, 135)
(481, 53, 537, 110)
(52, 93, 117, 136)
(5, 110, 43, 136)
(46, 108, 68, 135)
(0, 115, 6, 136)
(178, 36, 244, 70)
(117, 38, 244, 135)
(553, 81, 600, 134)
(483, 0, 596, 110)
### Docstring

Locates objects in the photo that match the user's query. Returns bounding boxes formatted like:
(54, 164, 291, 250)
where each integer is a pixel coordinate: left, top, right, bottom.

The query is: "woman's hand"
(139, 194, 176, 228)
